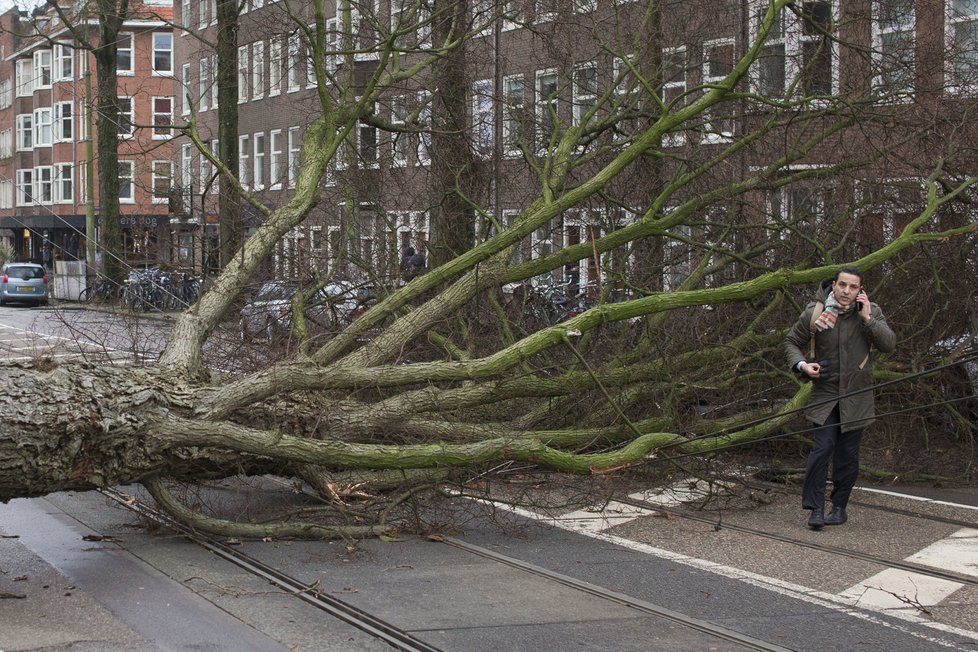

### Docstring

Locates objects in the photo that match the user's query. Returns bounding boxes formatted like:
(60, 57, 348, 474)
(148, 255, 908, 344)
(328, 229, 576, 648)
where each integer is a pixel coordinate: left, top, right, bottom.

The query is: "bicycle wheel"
(78, 287, 92, 302)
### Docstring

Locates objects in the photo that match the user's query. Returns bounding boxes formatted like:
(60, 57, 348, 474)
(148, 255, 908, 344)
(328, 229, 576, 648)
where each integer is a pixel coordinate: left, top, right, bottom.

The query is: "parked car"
(0, 262, 48, 306)
(239, 280, 366, 341)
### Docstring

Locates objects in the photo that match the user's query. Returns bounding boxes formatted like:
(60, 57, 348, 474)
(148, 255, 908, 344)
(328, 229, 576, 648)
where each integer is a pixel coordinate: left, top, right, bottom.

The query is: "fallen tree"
(3, 0, 978, 537)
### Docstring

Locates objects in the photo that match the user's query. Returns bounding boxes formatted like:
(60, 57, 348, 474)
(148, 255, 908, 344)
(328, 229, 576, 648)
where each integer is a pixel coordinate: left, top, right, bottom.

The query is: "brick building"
(0, 0, 176, 273)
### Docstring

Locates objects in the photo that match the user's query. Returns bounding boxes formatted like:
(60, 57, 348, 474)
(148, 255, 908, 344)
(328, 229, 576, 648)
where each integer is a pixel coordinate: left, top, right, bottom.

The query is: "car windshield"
(254, 283, 295, 301)
(6, 266, 44, 281)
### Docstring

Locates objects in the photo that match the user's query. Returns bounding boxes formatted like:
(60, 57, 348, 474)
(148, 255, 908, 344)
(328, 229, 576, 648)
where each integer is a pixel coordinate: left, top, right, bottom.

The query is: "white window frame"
(238, 134, 251, 188)
(269, 37, 282, 95)
(471, 79, 494, 158)
(152, 96, 174, 139)
(152, 32, 174, 75)
(211, 55, 219, 108)
(572, 62, 597, 127)
(502, 74, 524, 157)
(269, 129, 283, 188)
(253, 131, 265, 189)
(32, 107, 53, 147)
(287, 33, 302, 92)
(535, 0, 557, 24)
(152, 160, 173, 204)
(417, 91, 432, 165)
(199, 57, 210, 111)
(358, 103, 379, 168)
(252, 40, 265, 100)
(535, 68, 559, 153)
(287, 126, 300, 188)
(118, 160, 135, 203)
(33, 50, 52, 89)
(117, 96, 134, 138)
(16, 169, 33, 206)
(946, 1, 978, 93)
(54, 42, 74, 81)
(55, 101, 73, 142)
(390, 96, 409, 167)
(55, 163, 73, 204)
(117, 33, 134, 76)
(661, 46, 686, 147)
(181, 63, 192, 115)
(871, 0, 915, 100)
(701, 38, 735, 142)
(237, 45, 250, 103)
(15, 114, 32, 151)
(15, 59, 32, 97)
(181, 143, 193, 201)
(34, 165, 53, 204)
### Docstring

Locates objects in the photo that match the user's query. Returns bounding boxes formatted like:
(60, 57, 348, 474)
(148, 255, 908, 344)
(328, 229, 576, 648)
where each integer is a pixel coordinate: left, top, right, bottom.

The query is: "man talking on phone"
(784, 267, 896, 530)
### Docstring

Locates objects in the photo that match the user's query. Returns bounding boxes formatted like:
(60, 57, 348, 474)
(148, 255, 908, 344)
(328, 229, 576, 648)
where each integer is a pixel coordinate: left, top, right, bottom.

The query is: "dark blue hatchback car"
(0, 263, 49, 306)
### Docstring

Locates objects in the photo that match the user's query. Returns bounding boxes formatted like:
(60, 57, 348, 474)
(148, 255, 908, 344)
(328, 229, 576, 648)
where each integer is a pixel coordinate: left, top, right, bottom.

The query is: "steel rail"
(99, 488, 445, 652)
(442, 536, 793, 652)
(615, 494, 978, 588)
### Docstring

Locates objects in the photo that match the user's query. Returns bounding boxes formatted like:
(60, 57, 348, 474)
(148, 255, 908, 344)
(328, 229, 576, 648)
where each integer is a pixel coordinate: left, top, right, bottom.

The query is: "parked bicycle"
(78, 275, 118, 304)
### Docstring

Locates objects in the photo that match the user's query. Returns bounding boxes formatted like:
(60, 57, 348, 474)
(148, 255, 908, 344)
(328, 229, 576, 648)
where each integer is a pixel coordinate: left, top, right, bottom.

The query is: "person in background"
(784, 267, 896, 530)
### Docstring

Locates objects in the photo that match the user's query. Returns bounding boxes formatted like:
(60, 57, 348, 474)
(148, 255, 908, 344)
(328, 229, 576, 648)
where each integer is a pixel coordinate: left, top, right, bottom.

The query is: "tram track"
(614, 493, 978, 589)
(99, 485, 791, 652)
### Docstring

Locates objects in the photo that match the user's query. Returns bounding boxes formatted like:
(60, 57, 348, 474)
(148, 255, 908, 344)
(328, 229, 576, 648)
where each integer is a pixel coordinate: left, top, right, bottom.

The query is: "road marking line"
(855, 487, 978, 511)
(905, 528, 978, 578)
(841, 569, 963, 613)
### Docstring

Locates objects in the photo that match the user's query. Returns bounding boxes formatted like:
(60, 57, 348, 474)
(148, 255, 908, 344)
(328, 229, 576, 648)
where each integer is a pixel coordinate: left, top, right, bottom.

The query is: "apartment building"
(0, 0, 175, 271)
(173, 1, 977, 288)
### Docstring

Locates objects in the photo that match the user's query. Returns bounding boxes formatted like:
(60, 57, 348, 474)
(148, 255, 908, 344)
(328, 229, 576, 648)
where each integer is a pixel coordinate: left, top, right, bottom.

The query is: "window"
(535, 69, 558, 151)
(55, 163, 73, 203)
(472, 79, 494, 157)
(252, 41, 265, 99)
(152, 161, 173, 203)
(0, 78, 11, 109)
(269, 38, 282, 95)
(181, 0, 191, 34)
(78, 102, 87, 140)
(33, 108, 53, 147)
(287, 33, 303, 91)
(15, 114, 32, 151)
(199, 57, 210, 111)
(253, 132, 265, 189)
(238, 45, 250, 102)
(750, 1, 837, 98)
(948, 1, 978, 89)
(152, 32, 173, 75)
(33, 50, 52, 88)
(572, 63, 597, 126)
(573, 0, 596, 13)
(238, 134, 251, 187)
(16, 169, 33, 205)
(799, 1, 834, 95)
(118, 160, 134, 202)
(0, 180, 13, 209)
(181, 143, 193, 203)
(417, 92, 432, 164)
(662, 226, 692, 291)
(288, 126, 300, 187)
(0, 129, 11, 158)
(55, 102, 73, 142)
(211, 55, 219, 108)
(182, 63, 192, 115)
(502, 74, 524, 156)
(324, 18, 340, 73)
(117, 97, 134, 137)
(270, 129, 283, 187)
(702, 39, 735, 141)
(391, 96, 409, 166)
(536, 0, 558, 23)
(54, 43, 74, 81)
(662, 47, 686, 146)
(874, 0, 915, 97)
(359, 105, 378, 167)
(117, 33, 134, 74)
(152, 97, 173, 138)
(15, 59, 32, 96)
(34, 166, 53, 204)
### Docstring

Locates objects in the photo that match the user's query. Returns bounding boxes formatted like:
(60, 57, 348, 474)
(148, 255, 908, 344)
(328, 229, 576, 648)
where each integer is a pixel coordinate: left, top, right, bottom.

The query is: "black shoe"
(807, 509, 824, 530)
(825, 506, 847, 526)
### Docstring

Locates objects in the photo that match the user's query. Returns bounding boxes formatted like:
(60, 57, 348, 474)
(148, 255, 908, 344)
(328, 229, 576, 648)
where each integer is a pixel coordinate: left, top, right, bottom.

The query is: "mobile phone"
(855, 290, 866, 311)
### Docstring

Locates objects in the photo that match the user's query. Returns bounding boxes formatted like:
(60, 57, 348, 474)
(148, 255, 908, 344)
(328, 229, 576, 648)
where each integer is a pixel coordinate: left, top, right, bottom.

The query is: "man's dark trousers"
(802, 405, 863, 512)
